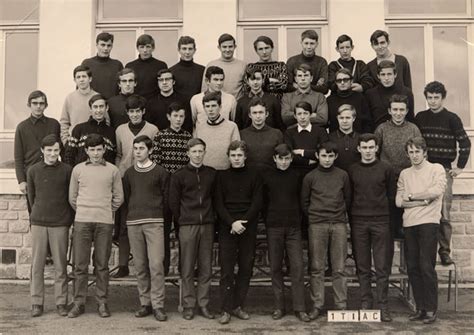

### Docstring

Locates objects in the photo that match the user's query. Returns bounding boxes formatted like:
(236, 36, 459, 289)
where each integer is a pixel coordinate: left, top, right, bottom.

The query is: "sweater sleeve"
(401, 57, 412, 89)
(64, 125, 80, 166)
(272, 96, 285, 131)
(231, 123, 241, 141)
(327, 61, 338, 93)
(300, 173, 312, 216)
(406, 89, 415, 123)
(14, 126, 26, 184)
(60, 98, 71, 145)
(451, 114, 471, 169)
(160, 168, 170, 213)
(343, 172, 352, 213)
(168, 173, 182, 221)
(386, 164, 397, 206)
(242, 172, 263, 222)
(281, 93, 293, 127)
(68, 167, 79, 211)
(26, 167, 36, 208)
(312, 94, 328, 127)
(214, 172, 235, 226)
(426, 164, 447, 198)
(115, 128, 123, 166)
(395, 170, 406, 208)
(358, 61, 375, 92)
(111, 168, 124, 211)
(312, 58, 329, 95)
(150, 133, 161, 164)
(230, 96, 237, 122)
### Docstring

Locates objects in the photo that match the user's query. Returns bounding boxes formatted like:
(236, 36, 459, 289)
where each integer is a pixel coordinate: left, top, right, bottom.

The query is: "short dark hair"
(301, 29, 319, 42)
(335, 68, 353, 79)
(227, 140, 248, 156)
(27, 90, 48, 107)
(405, 136, 427, 153)
(294, 101, 312, 114)
(318, 141, 338, 155)
(187, 138, 206, 150)
(73, 65, 92, 78)
(202, 91, 222, 106)
(358, 133, 378, 146)
(218, 33, 235, 46)
(253, 36, 274, 50)
(248, 97, 267, 111)
(167, 102, 185, 115)
(178, 36, 196, 48)
(126, 94, 147, 110)
(294, 63, 312, 76)
(337, 104, 356, 117)
(117, 68, 136, 82)
(245, 67, 263, 80)
(336, 34, 353, 47)
(205, 66, 225, 81)
(377, 60, 397, 75)
(41, 134, 60, 149)
(136, 34, 155, 48)
(88, 94, 107, 108)
(85, 133, 105, 148)
(370, 30, 389, 45)
(274, 143, 292, 157)
(389, 94, 409, 108)
(157, 68, 174, 80)
(424, 81, 447, 99)
(96, 32, 114, 44)
(133, 135, 153, 150)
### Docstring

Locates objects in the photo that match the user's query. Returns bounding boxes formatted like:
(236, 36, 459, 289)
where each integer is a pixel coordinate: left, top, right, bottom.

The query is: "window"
(239, 0, 326, 21)
(98, 0, 182, 22)
(386, 0, 470, 17)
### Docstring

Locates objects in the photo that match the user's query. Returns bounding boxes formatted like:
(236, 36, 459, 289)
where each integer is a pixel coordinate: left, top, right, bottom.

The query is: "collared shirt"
(297, 124, 312, 133)
(248, 90, 264, 98)
(30, 115, 47, 124)
(85, 159, 107, 166)
(295, 88, 312, 95)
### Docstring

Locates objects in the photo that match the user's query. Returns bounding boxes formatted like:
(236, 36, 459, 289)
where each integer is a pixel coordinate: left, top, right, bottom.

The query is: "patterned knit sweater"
(415, 108, 471, 169)
(244, 61, 289, 98)
(151, 128, 192, 173)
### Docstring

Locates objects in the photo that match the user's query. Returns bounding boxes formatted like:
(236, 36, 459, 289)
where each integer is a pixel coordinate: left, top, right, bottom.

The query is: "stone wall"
(1, 194, 473, 282)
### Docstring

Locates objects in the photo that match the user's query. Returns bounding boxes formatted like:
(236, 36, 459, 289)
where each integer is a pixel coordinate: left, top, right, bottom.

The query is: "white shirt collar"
(297, 123, 312, 133)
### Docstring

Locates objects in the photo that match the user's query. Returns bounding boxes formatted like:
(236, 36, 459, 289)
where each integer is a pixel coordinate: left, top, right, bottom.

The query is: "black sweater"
(107, 93, 131, 129)
(328, 58, 374, 92)
(327, 89, 371, 133)
(82, 55, 123, 99)
(235, 92, 284, 131)
(284, 125, 329, 171)
(145, 91, 193, 133)
(125, 57, 168, 99)
(170, 59, 205, 100)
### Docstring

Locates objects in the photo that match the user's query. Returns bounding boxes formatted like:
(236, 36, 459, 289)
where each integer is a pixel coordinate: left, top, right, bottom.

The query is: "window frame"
(385, 0, 473, 19)
(97, 0, 183, 24)
(237, 0, 327, 22)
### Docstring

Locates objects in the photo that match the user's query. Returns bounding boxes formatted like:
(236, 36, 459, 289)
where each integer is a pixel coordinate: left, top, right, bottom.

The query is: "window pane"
(0, 0, 39, 22)
(388, 27, 426, 113)
(387, 0, 467, 15)
(4, 31, 39, 129)
(239, 0, 324, 19)
(433, 26, 470, 126)
(144, 29, 180, 66)
(287, 27, 322, 60)
(106, 30, 137, 66)
(101, 0, 182, 20)
(0, 141, 14, 169)
(242, 28, 279, 63)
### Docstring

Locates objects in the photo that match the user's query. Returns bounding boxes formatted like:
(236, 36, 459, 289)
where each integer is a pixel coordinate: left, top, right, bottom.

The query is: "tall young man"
(415, 81, 471, 265)
(287, 29, 328, 94)
(396, 136, 446, 324)
(60, 65, 99, 144)
(202, 33, 247, 99)
(68, 134, 123, 318)
(107, 68, 137, 129)
(82, 32, 124, 99)
(125, 34, 168, 99)
(28, 134, 73, 318)
(169, 138, 217, 321)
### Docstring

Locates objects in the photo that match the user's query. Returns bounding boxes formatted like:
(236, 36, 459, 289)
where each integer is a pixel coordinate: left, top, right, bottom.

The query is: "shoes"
(135, 305, 152, 318)
(423, 311, 437, 324)
(97, 303, 111, 318)
(199, 306, 215, 319)
(182, 307, 194, 320)
(360, 301, 373, 310)
(56, 304, 68, 317)
(295, 311, 311, 322)
(31, 304, 43, 317)
(381, 309, 392, 322)
(272, 309, 285, 320)
(440, 254, 454, 265)
(308, 308, 320, 320)
(219, 312, 231, 324)
(112, 266, 129, 278)
(232, 306, 250, 320)
(153, 308, 167, 322)
(409, 310, 427, 321)
(67, 304, 85, 318)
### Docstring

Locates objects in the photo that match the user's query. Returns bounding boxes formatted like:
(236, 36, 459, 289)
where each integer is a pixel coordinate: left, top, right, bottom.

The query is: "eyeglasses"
(158, 77, 173, 82)
(335, 78, 351, 84)
(120, 79, 135, 83)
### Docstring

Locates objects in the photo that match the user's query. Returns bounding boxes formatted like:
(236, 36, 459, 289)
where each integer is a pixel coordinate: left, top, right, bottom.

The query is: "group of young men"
(14, 28, 471, 326)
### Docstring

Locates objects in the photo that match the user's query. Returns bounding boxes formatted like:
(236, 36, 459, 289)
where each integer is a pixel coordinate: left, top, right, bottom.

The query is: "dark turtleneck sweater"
(286, 52, 329, 94)
(125, 56, 168, 99)
(82, 55, 123, 99)
(145, 90, 193, 133)
(128, 120, 146, 136)
(108, 93, 131, 129)
(328, 57, 374, 93)
(327, 89, 371, 133)
(365, 83, 414, 131)
(239, 125, 283, 169)
(170, 59, 205, 100)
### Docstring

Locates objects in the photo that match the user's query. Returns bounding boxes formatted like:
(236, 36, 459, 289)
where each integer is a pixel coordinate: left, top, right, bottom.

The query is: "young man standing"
(281, 64, 328, 128)
(170, 36, 205, 100)
(191, 66, 237, 129)
(64, 94, 116, 166)
(146, 69, 193, 133)
(202, 33, 247, 99)
(123, 135, 169, 322)
(60, 65, 99, 144)
(396, 136, 446, 324)
(235, 68, 283, 131)
(107, 68, 137, 129)
(194, 91, 240, 170)
(27, 134, 73, 318)
(68, 134, 123, 318)
(302, 141, 351, 319)
(169, 138, 217, 321)
(15, 91, 60, 203)
(348, 133, 396, 322)
(82, 32, 124, 99)
(367, 30, 412, 89)
(415, 81, 471, 265)
(287, 29, 328, 94)
(125, 34, 168, 99)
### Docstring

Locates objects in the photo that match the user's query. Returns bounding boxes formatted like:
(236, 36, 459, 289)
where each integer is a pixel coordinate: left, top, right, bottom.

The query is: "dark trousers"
(163, 206, 173, 276)
(405, 223, 439, 312)
(351, 217, 392, 309)
(439, 170, 453, 257)
(116, 205, 130, 267)
(219, 223, 257, 313)
(267, 226, 306, 312)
